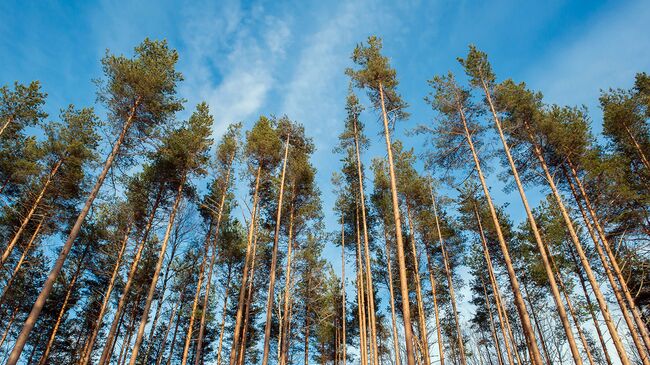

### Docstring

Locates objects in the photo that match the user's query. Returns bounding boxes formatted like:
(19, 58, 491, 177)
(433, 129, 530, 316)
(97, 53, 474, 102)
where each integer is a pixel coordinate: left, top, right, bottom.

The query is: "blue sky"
(2, 0, 649, 330)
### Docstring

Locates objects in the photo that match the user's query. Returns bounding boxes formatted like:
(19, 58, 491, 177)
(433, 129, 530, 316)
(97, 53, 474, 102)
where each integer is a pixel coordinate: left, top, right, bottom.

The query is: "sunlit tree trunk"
(383, 228, 402, 365)
(7, 99, 140, 365)
(523, 123, 632, 365)
(128, 174, 187, 365)
(181, 225, 212, 365)
(228, 166, 261, 365)
(0, 305, 18, 348)
(453, 91, 544, 365)
(430, 191, 465, 365)
(261, 134, 291, 365)
(163, 293, 186, 365)
(481, 277, 504, 365)
(356, 206, 369, 365)
(1, 159, 62, 267)
(215, 266, 233, 365)
(279, 199, 296, 365)
(194, 152, 235, 365)
(379, 82, 416, 365)
(405, 201, 431, 365)
(521, 279, 552, 365)
(0, 216, 45, 306)
(237, 214, 261, 365)
(78, 224, 131, 365)
(155, 291, 183, 365)
(622, 123, 650, 171)
(98, 188, 163, 365)
(566, 160, 650, 354)
(341, 219, 347, 365)
(473, 206, 515, 365)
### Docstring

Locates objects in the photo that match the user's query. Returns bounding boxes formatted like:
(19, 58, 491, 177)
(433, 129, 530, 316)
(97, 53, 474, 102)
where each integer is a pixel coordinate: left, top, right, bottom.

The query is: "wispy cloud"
(180, 0, 291, 136)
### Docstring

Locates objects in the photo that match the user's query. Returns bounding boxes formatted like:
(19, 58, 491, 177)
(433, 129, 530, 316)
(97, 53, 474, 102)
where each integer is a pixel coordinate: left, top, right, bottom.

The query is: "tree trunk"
(454, 87, 543, 365)
(237, 214, 261, 365)
(521, 280, 552, 365)
(566, 160, 650, 355)
(0, 305, 18, 348)
(194, 152, 235, 365)
(279, 200, 296, 365)
(181, 223, 213, 365)
(9, 102, 139, 365)
(38, 265, 83, 365)
(430, 191, 465, 365)
(163, 292, 186, 365)
(78, 224, 131, 365)
(228, 166, 261, 365)
(353, 119, 380, 365)
(144, 230, 182, 363)
(155, 292, 183, 365)
(523, 124, 632, 365)
(481, 277, 504, 365)
(0, 215, 45, 306)
(422, 233, 443, 365)
(6, 99, 139, 365)
(118, 300, 139, 365)
(261, 133, 291, 365)
(622, 123, 650, 171)
(1, 158, 62, 266)
(105, 294, 129, 365)
(128, 173, 187, 365)
(405, 200, 431, 365)
(215, 266, 233, 365)
(356, 205, 369, 365)
(0, 115, 14, 138)
(473, 206, 516, 365)
(341, 219, 347, 365)
(378, 82, 416, 365)
(98, 187, 163, 365)
(304, 297, 310, 365)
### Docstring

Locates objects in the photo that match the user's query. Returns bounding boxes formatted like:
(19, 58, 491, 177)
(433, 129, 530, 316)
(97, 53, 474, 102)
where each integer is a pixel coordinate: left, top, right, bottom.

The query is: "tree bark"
(279, 200, 296, 365)
(6, 99, 139, 365)
(0, 305, 18, 348)
(622, 123, 650, 171)
(524, 124, 632, 365)
(155, 291, 183, 365)
(98, 187, 163, 365)
(481, 277, 504, 365)
(236, 213, 261, 365)
(228, 166, 261, 365)
(356, 205, 369, 365)
(341, 219, 347, 365)
(215, 266, 233, 365)
(128, 173, 187, 365)
(521, 280, 552, 365)
(1, 158, 62, 266)
(379, 82, 416, 365)
(181, 223, 213, 365)
(405, 201, 431, 365)
(261, 133, 291, 365)
(78, 223, 131, 365)
(476, 81, 580, 365)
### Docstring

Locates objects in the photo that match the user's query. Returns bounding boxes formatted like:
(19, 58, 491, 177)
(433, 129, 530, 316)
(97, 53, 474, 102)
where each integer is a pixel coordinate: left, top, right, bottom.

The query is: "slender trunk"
(379, 82, 416, 365)
(341, 219, 347, 365)
(1, 159, 62, 266)
(356, 205, 369, 365)
(571, 246, 614, 365)
(0, 116, 14, 138)
(622, 123, 650, 171)
(118, 300, 139, 365)
(38, 264, 83, 365)
(380, 227, 401, 365)
(473, 206, 515, 365)
(405, 200, 431, 365)
(237, 215, 260, 365)
(279, 200, 296, 365)
(106, 295, 129, 365)
(181, 223, 213, 365)
(522, 280, 552, 365)
(567, 159, 650, 354)
(228, 166, 261, 365)
(78, 224, 131, 365)
(155, 291, 183, 365)
(0, 305, 18, 348)
(194, 153, 235, 365)
(523, 124, 631, 365)
(144, 233, 182, 363)
(481, 277, 504, 365)
(99, 187, 163, 365)
(430, 191, 465, 365)
(477, 82, 579, 365)
(7, 99, 139, 365)
(454, 87, 543, 365)
(0, 216, 45, 306)
(261, 134, 291, 365)
(549, 247, 596, 365)
(128, 173, 187, 365)
(304, 297, 310, 365)
(423, 235, 443, 365)
(353, 119, 380, 365)
(215, 267, 233, 365)
(164, 292, 186, 365)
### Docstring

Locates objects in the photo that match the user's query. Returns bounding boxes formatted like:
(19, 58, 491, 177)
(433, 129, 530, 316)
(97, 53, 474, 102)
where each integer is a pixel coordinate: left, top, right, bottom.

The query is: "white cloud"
(179, 0, 291, 136)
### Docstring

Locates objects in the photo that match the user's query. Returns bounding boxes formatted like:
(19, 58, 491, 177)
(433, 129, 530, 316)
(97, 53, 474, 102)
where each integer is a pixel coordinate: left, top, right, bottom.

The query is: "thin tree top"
(0, 81, 47, 135)
(458, 45, 496, 90)
(346, 36, 408, 121)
